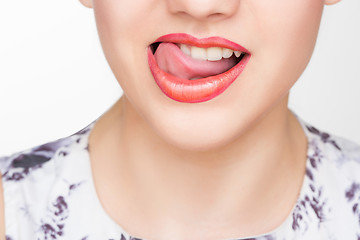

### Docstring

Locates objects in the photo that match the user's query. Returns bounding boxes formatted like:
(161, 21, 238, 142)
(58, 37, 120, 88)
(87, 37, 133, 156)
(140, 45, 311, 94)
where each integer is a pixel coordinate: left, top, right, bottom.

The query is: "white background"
(0, 0, 359, 156)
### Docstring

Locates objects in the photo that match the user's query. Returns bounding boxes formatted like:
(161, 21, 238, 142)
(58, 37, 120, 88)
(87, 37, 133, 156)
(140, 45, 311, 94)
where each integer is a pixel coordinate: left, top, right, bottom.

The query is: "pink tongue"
(154, 42, 237, 79)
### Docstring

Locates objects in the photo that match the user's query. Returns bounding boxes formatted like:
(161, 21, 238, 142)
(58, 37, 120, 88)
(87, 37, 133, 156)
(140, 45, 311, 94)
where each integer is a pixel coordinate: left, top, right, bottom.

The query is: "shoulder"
(0, 124, 93, 181)
(0, 136, 75, 182)
(302, 122, 360, 192)
(295, 121, 360, 237)
(0, 124, 94, 239)
(0, 123, 94, 201)
(303, 123, 360, 178)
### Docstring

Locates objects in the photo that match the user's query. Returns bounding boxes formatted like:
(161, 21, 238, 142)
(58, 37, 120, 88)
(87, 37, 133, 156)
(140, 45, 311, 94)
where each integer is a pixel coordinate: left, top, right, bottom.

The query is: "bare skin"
(0, 98, 307, 240)
(0, 99, 306, 240)
(78, 4, 338, 239)
(0, 0, 341, 239)
(87, 95, 307, 240)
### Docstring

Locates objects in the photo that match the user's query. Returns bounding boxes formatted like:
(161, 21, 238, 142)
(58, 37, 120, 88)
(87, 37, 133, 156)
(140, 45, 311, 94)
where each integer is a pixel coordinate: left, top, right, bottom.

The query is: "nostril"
(207, 12, 227, 21)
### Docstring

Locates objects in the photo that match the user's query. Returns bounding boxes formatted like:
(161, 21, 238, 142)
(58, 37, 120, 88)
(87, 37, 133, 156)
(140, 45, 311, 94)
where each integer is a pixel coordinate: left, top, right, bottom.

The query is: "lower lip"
(147, 47, 251, 103)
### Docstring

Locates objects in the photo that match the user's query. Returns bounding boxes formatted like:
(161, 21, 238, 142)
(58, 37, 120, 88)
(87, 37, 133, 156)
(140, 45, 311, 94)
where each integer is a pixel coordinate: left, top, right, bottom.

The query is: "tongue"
(154, 42, 237, 80)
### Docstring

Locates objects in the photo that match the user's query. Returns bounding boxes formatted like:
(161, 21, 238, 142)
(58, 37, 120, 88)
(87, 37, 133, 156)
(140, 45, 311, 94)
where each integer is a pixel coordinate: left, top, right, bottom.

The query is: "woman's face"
(85, 0, 328, 151)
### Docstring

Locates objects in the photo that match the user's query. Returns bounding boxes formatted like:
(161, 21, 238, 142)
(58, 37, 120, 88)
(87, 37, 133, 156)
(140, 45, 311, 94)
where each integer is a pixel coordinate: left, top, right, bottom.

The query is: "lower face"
(92, 0, 324, 151)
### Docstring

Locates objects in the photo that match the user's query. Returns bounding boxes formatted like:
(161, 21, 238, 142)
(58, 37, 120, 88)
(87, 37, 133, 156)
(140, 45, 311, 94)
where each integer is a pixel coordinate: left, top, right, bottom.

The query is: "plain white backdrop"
(0, 0, 359, 156)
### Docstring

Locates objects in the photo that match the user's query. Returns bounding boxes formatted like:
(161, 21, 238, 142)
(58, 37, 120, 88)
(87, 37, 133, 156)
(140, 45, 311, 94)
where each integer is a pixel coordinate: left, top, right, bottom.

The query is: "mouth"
(148, 33, 251, 103)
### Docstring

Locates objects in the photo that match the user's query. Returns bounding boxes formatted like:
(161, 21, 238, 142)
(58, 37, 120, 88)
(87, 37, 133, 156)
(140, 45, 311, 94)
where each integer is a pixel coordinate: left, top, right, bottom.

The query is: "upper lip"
(152, 33, 250, 54)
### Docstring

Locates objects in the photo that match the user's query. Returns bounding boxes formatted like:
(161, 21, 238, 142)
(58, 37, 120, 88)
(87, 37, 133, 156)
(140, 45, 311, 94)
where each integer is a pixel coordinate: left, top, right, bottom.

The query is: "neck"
(89, 96, 307, 239)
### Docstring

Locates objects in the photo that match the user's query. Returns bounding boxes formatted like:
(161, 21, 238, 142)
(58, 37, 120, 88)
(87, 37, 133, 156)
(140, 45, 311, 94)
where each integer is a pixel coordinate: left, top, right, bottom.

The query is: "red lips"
(148, 33, 251, 103)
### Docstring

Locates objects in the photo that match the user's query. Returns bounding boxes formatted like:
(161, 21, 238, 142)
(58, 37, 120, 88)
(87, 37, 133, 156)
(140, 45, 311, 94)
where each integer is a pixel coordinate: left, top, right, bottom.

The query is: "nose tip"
(167, 0, 239, 22)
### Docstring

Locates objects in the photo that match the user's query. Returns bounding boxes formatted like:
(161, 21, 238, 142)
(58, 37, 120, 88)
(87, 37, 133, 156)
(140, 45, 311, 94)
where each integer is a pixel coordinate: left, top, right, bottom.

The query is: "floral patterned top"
(1, 118, 360, 240)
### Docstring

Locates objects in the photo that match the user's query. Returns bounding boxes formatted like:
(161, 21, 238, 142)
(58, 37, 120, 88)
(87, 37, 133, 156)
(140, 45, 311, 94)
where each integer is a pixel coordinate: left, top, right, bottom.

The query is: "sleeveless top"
(1, 118, 360, 240)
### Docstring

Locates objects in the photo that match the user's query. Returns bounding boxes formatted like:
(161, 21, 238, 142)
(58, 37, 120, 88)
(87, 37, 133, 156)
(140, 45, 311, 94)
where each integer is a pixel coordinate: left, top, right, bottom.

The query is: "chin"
(159, 126, 237, 152)
(146, 107, 248, 152)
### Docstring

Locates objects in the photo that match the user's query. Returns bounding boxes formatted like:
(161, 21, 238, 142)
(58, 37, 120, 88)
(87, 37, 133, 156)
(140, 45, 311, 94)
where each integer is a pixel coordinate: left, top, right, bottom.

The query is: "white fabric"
(1, 117, 360, 240)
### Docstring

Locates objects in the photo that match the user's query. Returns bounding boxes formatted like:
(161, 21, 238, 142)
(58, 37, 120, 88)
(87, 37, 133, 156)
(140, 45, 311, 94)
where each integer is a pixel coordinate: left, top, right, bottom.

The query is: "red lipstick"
(148, 33, 251, 103)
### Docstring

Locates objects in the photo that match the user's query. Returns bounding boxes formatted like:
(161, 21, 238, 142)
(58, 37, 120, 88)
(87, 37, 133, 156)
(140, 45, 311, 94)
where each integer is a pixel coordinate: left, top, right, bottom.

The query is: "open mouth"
(147, 33, 251, 103)
(150, 42, 245, 80)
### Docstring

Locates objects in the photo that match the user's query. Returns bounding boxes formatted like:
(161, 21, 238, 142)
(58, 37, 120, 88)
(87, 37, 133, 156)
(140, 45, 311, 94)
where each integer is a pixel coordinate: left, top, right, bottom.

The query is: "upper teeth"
(179, 44, 242, 62)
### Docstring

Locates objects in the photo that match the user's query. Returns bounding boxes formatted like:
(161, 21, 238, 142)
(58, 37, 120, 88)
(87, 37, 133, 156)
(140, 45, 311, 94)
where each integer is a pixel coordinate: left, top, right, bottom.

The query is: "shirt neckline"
(78, 114, 314, 239)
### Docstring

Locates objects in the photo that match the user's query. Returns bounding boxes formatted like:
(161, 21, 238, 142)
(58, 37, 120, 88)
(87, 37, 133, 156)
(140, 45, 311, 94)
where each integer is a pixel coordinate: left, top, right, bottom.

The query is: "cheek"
(92, 0, 154, 94)
(92, 0, 132, 76)
(253, 0, 324, 46)
(245, 0, 324, 98)
(93, 0, 152, 35)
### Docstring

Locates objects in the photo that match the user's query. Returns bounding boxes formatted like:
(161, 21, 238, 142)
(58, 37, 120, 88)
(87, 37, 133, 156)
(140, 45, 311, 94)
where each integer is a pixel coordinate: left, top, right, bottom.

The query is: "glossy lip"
(148, 33, 251, 103)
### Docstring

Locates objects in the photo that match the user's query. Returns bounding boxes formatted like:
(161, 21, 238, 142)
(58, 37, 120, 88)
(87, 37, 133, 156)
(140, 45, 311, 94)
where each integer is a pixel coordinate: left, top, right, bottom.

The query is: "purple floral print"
(0, 119, 360, 239)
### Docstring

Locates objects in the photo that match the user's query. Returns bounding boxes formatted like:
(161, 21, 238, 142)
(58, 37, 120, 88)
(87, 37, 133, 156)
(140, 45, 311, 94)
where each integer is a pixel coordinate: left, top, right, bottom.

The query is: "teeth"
(222, 48, 234, 58)
(179, 44, 242, 61)
(180, 44, 191, 56)
(191, 46, 207, 61)
(207, 47, 223, 61)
